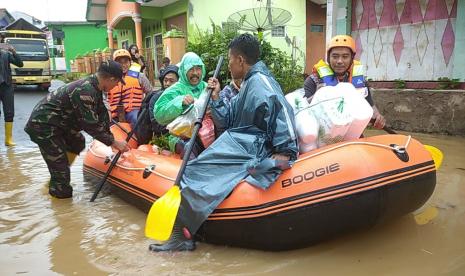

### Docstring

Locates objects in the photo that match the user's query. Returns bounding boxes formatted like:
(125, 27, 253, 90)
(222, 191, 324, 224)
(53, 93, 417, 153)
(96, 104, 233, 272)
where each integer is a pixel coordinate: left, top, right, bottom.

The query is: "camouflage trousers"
(25, 123, 86, 190)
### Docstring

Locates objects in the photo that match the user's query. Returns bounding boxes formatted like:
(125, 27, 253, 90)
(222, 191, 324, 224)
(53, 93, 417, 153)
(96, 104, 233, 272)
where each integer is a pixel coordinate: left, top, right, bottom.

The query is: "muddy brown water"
(1, 90, 464, 275)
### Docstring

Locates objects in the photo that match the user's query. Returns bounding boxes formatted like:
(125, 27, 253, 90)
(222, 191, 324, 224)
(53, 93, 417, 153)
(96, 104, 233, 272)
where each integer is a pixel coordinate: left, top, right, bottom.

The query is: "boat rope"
(297, 135, 412, 164)
(88, 135, 412, 181)
(88, 147, 176, 181)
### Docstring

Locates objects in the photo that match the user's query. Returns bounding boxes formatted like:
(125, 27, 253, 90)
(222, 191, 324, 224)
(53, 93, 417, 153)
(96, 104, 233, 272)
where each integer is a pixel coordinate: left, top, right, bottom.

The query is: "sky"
(0, 0, 88, 22)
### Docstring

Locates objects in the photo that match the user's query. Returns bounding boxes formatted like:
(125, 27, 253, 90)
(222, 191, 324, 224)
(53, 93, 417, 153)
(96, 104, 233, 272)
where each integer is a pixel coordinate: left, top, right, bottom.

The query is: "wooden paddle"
(90, 109, 147, 202)
(145, 56, 224, 242)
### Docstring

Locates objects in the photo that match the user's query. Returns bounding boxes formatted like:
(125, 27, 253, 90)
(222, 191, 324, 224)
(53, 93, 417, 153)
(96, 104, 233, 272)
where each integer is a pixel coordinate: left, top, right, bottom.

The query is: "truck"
(0, 28, 52, 90)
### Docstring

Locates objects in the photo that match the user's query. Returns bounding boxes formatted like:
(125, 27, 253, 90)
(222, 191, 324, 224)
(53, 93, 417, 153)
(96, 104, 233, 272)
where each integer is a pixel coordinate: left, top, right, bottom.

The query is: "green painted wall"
(47, 23, 107, 71)
(142, 19, 164, 51)
(114, 16, 136, 49)
(187, 0, 306, 67)
(336, 0, 351, 35)
(141, 6, 163, 19)
(114, 1, 188, 49)
(453, 0, 465, 81)
(115, 28, 135, 48)
(162, 0, 188, 19)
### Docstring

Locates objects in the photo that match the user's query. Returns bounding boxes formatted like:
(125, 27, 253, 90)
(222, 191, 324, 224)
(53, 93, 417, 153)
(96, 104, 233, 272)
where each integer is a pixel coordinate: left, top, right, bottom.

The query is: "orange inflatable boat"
(83, 123, 436, 251)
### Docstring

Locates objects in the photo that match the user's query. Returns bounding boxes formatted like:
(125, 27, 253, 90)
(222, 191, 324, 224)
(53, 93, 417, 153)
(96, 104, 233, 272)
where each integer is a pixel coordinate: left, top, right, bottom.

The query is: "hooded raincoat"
(153, 52, 207, 151)
(178, 61, 298, 234)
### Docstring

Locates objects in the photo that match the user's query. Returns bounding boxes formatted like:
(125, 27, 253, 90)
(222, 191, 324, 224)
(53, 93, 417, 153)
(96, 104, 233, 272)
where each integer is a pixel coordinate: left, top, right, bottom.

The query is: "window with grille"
(311, 24, 324, 32)
(222, 22, 239, 33)
(271, 26, 285, 37)
(145, 36, 151, 49)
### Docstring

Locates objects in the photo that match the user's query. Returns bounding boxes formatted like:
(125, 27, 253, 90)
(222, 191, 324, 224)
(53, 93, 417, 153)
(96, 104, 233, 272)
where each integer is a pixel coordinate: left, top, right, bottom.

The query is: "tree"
(187, 22, 304, 93)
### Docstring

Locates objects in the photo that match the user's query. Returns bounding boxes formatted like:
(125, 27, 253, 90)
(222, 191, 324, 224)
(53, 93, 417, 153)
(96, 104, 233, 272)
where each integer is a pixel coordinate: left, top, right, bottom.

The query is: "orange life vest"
(108, 74, 143, 118)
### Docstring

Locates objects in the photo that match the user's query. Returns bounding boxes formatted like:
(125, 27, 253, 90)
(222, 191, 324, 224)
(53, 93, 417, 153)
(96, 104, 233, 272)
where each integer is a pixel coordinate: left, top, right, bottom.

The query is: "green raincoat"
(153, 52, 207, 151)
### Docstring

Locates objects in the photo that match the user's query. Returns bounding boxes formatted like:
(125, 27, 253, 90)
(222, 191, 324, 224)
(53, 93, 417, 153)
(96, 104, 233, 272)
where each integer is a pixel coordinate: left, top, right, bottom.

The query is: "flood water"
(1, 89, 464, 275)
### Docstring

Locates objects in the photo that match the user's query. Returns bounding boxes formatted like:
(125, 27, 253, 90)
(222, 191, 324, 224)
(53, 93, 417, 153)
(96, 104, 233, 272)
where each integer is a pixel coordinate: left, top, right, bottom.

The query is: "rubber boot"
(66, 152, 78, 166)
(5, 122, 16, 146)
(49, 183, 73, 199)
(148, 223, 196, 252)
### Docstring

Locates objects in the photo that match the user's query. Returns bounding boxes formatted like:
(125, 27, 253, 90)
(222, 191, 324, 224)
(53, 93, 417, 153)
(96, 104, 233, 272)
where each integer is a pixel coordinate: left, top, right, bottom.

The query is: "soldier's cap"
(98, 60, 126, 85)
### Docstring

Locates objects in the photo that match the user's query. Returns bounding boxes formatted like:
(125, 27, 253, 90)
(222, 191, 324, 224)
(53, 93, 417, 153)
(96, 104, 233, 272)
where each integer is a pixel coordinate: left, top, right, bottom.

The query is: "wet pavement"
(1, 85, 464, 275)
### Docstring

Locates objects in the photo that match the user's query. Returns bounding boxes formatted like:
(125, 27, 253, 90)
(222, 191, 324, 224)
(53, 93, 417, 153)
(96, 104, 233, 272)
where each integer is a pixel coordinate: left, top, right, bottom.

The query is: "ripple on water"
(1, 132, 465, 275)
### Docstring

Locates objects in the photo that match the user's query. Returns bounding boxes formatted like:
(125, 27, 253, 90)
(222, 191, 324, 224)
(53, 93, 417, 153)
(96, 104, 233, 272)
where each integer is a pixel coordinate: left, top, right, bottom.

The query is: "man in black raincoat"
(135, 65, 179, 144)
(149, 34, 298, 252)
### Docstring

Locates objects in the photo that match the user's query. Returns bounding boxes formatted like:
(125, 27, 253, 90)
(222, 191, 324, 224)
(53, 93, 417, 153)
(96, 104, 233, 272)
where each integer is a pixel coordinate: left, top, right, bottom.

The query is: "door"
(306, 0, 326, 74)
(153, 33, 163, 78)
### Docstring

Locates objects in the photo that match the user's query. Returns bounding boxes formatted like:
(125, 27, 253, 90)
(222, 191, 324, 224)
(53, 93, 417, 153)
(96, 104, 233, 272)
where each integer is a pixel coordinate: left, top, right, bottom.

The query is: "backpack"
(135, 90, 168, 145)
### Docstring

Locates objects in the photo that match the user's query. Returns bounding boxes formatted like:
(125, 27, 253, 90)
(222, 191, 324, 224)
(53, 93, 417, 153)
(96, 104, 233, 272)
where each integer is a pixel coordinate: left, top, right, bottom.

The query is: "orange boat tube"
(83, 123, 436, 251)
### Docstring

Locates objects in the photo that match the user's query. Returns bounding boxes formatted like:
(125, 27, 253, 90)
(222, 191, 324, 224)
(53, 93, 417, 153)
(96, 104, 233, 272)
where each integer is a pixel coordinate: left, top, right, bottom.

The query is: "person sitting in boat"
(153, 52, 207, 158)
(135, 65, 179, 145)
(215, 76, 241, 136)
(108, 49, 153, 129)
(303, 35, 386, 129)
(148, 33, 298, 252)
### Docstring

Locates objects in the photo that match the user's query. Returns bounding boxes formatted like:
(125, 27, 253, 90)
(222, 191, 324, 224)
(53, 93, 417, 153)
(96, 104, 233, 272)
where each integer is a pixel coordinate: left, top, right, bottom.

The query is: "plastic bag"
(199, 115, 215, 148)
(286, 89, 319, 153)
(309, 83, 373, 147)
(167, 91, 211, 139)
(338, 83, 373, 140)
(310, 86, 352, 147)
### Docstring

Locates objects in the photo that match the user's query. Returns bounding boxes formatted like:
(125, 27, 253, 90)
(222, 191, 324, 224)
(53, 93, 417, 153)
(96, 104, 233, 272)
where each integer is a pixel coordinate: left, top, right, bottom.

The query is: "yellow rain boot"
(66, 152, 78, 166)
(5, 122, 16, 146)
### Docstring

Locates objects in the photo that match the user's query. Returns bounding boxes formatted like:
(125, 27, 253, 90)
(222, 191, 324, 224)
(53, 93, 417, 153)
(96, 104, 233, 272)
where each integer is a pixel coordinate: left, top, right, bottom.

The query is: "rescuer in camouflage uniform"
(25, 61, 130, 199)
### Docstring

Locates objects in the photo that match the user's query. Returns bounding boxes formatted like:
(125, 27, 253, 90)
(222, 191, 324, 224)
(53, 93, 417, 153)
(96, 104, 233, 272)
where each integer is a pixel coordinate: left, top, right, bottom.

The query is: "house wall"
(372, 89, 465, 135)
(166, 13, 187, 34)
(112, 0, 188, 49)
(188, 0, 307, 68)
(161, 0, 188, 20)
(336, 0, 351, 35)
(351, 0, 458, 81)
(115, 28, 135, 49)
(109, 0, 188, 77)
(106, 0, 139, 27)
(48, 23, 108, 71)
(452, 0, 465, 81)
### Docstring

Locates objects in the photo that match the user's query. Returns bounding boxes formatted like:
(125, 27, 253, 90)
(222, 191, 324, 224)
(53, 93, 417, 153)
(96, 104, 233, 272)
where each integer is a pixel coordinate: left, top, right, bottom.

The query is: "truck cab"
(1, 30, 52, 90)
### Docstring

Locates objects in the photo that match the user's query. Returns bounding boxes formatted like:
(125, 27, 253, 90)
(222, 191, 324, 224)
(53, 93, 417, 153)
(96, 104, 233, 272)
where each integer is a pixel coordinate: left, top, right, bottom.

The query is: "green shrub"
(260, 40, 304, 93)
(150, 134, 170, 151)
(438, 77, 461, 89)
(186, 22, 235, 83)
(163, 28, 185, 38)
(54, 72, 89, 83)
(187, 21, 304, 94)
(394, 79, 406, 89)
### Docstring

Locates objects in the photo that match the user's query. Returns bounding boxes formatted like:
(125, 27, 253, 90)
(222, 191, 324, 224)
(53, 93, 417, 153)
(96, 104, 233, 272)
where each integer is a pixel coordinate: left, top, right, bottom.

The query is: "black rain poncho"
(178, 61, 298, 233)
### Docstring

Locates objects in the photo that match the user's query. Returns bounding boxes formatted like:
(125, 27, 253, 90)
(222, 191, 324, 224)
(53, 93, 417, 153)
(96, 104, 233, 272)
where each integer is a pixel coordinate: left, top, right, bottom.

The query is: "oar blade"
(424, 145, 443, 170)
(145, 186, 181, 241)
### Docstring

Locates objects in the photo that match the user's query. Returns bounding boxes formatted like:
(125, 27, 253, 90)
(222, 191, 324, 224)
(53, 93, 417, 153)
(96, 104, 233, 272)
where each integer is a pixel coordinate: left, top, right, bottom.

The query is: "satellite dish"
(227, 5, 292, 40)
